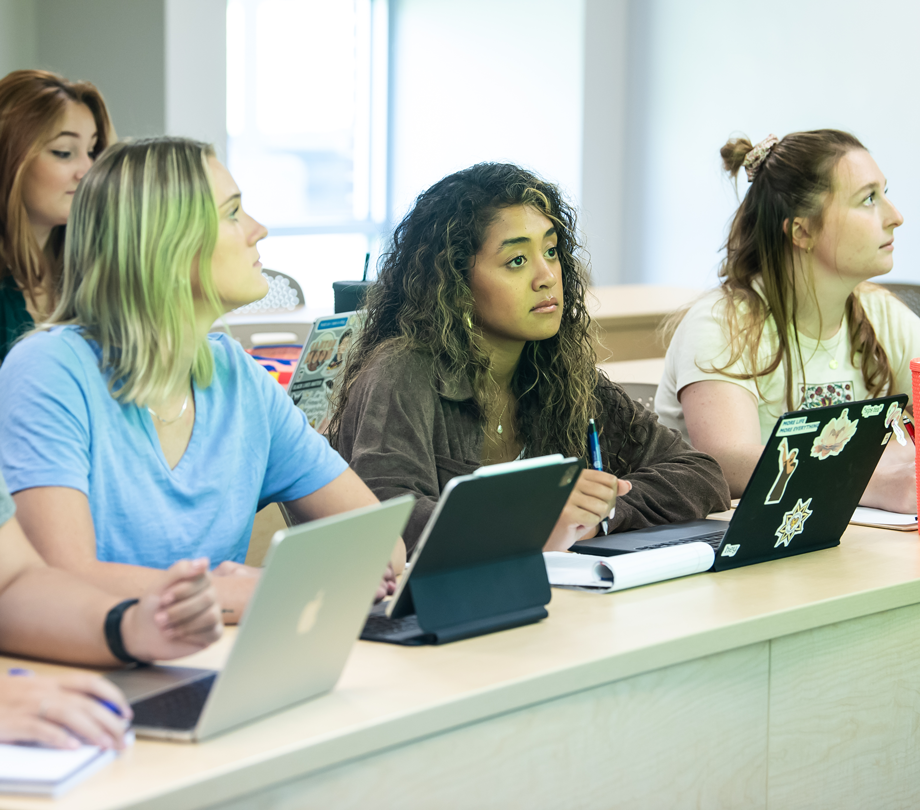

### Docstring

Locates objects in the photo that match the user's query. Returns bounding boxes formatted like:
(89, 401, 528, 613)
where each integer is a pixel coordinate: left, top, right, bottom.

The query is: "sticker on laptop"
(774, 498, 813, 548)
(720, 543, 740, 558)
(776, 416, 820, 437)
(765, 438, 799, 506)
(881, 432, 892, 446)
(862, 403, 884, 418)
(810, 408, 858, 460)
(884, 402, 907, 446)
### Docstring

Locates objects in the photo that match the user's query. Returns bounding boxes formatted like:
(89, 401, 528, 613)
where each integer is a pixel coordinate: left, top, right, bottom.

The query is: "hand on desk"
(123, 558, 223, 662)
(544, 469, 633, 552)
(0, 672, 131, 750)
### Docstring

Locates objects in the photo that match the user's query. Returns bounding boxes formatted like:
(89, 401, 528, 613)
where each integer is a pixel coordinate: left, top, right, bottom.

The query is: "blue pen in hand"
(588, 419, 610, 535)
(8, 667, 124, 717)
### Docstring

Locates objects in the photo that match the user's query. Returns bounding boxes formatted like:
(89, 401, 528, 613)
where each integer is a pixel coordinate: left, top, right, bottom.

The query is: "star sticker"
(774, 498, 813, 548)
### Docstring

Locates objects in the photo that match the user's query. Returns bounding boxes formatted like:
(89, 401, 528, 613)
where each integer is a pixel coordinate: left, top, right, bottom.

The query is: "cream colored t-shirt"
(656, 284, 920, 443)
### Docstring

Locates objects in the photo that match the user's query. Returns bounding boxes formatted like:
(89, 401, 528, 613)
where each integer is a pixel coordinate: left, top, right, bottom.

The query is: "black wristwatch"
(104, 598, 144, 665)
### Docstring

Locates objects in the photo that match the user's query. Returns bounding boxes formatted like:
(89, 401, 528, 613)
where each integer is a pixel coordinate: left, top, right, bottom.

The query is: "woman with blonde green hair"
(0, 137, 398, 623)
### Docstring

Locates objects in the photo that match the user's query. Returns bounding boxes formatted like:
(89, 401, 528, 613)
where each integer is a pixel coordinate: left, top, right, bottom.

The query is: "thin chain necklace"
(816, 321, 846, 371)
(147, 394, 189, 426)
(496, 401, 507, 434)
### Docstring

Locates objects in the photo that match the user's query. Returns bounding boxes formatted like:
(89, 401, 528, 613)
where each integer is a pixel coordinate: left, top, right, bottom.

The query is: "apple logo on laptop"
(297, 590, 325, 634)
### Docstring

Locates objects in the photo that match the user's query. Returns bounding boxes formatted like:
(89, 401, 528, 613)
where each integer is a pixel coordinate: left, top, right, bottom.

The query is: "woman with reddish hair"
(0, 69, 113, 361)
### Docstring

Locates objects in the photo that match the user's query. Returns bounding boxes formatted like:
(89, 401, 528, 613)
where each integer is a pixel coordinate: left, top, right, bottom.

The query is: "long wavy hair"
(0, 69, 113, 307)
(36, 138, 222, 405)
(328, 162, 648, 472)
(676, 129, 895, 410)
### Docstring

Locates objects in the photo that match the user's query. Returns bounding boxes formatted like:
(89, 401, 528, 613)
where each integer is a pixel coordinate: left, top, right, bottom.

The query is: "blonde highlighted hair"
(40, 137, 223, 405)
(0, 69, 114, 305)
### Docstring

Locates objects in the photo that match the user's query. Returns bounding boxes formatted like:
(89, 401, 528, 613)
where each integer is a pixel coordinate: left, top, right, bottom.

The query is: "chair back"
(232, 269, 305, 315)
(620, 382, 658, 413)
(879, 283, 920, 318)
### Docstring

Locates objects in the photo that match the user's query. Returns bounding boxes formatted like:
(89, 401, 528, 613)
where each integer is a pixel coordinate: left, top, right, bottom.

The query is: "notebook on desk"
(106, 496, 413, 742)
(362, 455, 582, 645)
(574, 395, 909, 571)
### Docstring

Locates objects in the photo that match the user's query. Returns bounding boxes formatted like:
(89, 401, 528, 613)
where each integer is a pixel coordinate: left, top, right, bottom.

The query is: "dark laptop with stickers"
(573, 394, 908, 571)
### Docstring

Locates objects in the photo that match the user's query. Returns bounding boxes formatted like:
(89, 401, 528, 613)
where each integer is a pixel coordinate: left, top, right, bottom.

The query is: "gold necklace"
(816, 325, 846, 371)
(496, 401, 507, 434)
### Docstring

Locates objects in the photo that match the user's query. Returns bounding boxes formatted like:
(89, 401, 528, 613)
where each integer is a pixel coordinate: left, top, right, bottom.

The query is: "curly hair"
(328, 162, 648, 473)
(701, 129, 894, 410)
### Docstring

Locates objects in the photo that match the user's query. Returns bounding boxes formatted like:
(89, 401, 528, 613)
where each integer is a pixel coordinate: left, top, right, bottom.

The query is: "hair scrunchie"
(743, 134, 780, 182)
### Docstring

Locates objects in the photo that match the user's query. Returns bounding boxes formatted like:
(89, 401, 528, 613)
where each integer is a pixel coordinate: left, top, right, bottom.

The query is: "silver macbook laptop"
(106, 495, 413, 741)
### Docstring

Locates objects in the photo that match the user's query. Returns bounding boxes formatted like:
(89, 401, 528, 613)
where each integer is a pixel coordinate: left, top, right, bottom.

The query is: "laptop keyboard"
(361, 612, 424, 642)
(634, 530, 727, 552)
(130, 673, 217, 731)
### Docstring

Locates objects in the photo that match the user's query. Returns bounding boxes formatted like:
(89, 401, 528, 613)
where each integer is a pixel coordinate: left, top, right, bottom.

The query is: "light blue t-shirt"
(0, 327, 348, 568)
(0, 470, 13, 528)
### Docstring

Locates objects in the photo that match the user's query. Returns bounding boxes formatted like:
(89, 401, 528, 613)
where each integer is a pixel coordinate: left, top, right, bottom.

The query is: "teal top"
(0, 275, 33, 364)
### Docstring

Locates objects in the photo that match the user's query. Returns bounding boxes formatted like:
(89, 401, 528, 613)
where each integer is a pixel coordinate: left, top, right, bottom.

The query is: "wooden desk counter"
(5, 523, 920, 810)
(588, 284, 702, 362)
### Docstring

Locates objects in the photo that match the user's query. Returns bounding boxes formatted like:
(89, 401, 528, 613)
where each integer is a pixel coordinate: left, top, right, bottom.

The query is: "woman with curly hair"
(328, 163, 730, 553)
(0, 69, 114, 362)
(656, 130, 918, 512)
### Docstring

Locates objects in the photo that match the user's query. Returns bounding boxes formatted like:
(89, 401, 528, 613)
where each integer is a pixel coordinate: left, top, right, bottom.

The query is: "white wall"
(35, 0, 167, 138)
(388, 0, 585, 224)
(0, 0, 36, 76)
(165, 0, 227, 158)
(579, 0, 628, 284)
(620, 0, 920, 289)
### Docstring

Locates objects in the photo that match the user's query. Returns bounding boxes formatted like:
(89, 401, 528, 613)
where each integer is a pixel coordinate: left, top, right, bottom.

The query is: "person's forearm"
(21, 556, 251, 627)
(687, 442, 763, 499)
(613, 453, 732, 529)
(0, 568, 121, 666)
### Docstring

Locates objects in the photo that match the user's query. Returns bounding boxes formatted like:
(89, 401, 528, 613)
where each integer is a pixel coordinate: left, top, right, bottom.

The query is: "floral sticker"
(774, 498, 813, 548)
(799, 381, 853, 409)
(765, 437, 798, 505)
(810, 409, 858, 460)
(884, 402, 907, 446)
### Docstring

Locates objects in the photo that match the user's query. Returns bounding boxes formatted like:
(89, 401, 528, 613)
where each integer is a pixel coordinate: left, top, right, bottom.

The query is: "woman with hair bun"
(328, 163, 730, 553)
(656, 130, 920, 511)
(0, 69, 114, 361)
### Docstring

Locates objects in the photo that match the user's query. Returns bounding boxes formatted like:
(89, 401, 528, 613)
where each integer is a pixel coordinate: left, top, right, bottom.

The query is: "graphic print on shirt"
(810, 409, 858, 460)
(765, 437, 799, 505)
(774, 497, 813, 548)
(799, 380, 854, 409)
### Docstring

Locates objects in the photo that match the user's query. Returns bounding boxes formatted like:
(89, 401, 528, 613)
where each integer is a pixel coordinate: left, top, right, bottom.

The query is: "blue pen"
(8, 667, 124, 717)
(588, 419, 610, 535)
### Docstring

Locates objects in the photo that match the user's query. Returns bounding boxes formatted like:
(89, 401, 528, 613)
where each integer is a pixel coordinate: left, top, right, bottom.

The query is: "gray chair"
(620, 382, 658, 413)
(879, 282, 920, 318)
(231, 269, 305, 315)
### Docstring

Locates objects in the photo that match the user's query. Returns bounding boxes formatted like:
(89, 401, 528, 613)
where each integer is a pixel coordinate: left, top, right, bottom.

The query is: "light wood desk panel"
(4, 523, 920, 809)
(588, 285, 701, 362)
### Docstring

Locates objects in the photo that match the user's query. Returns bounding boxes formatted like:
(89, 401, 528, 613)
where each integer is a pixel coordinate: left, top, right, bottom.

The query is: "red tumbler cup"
(910, 358, 920, 531)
